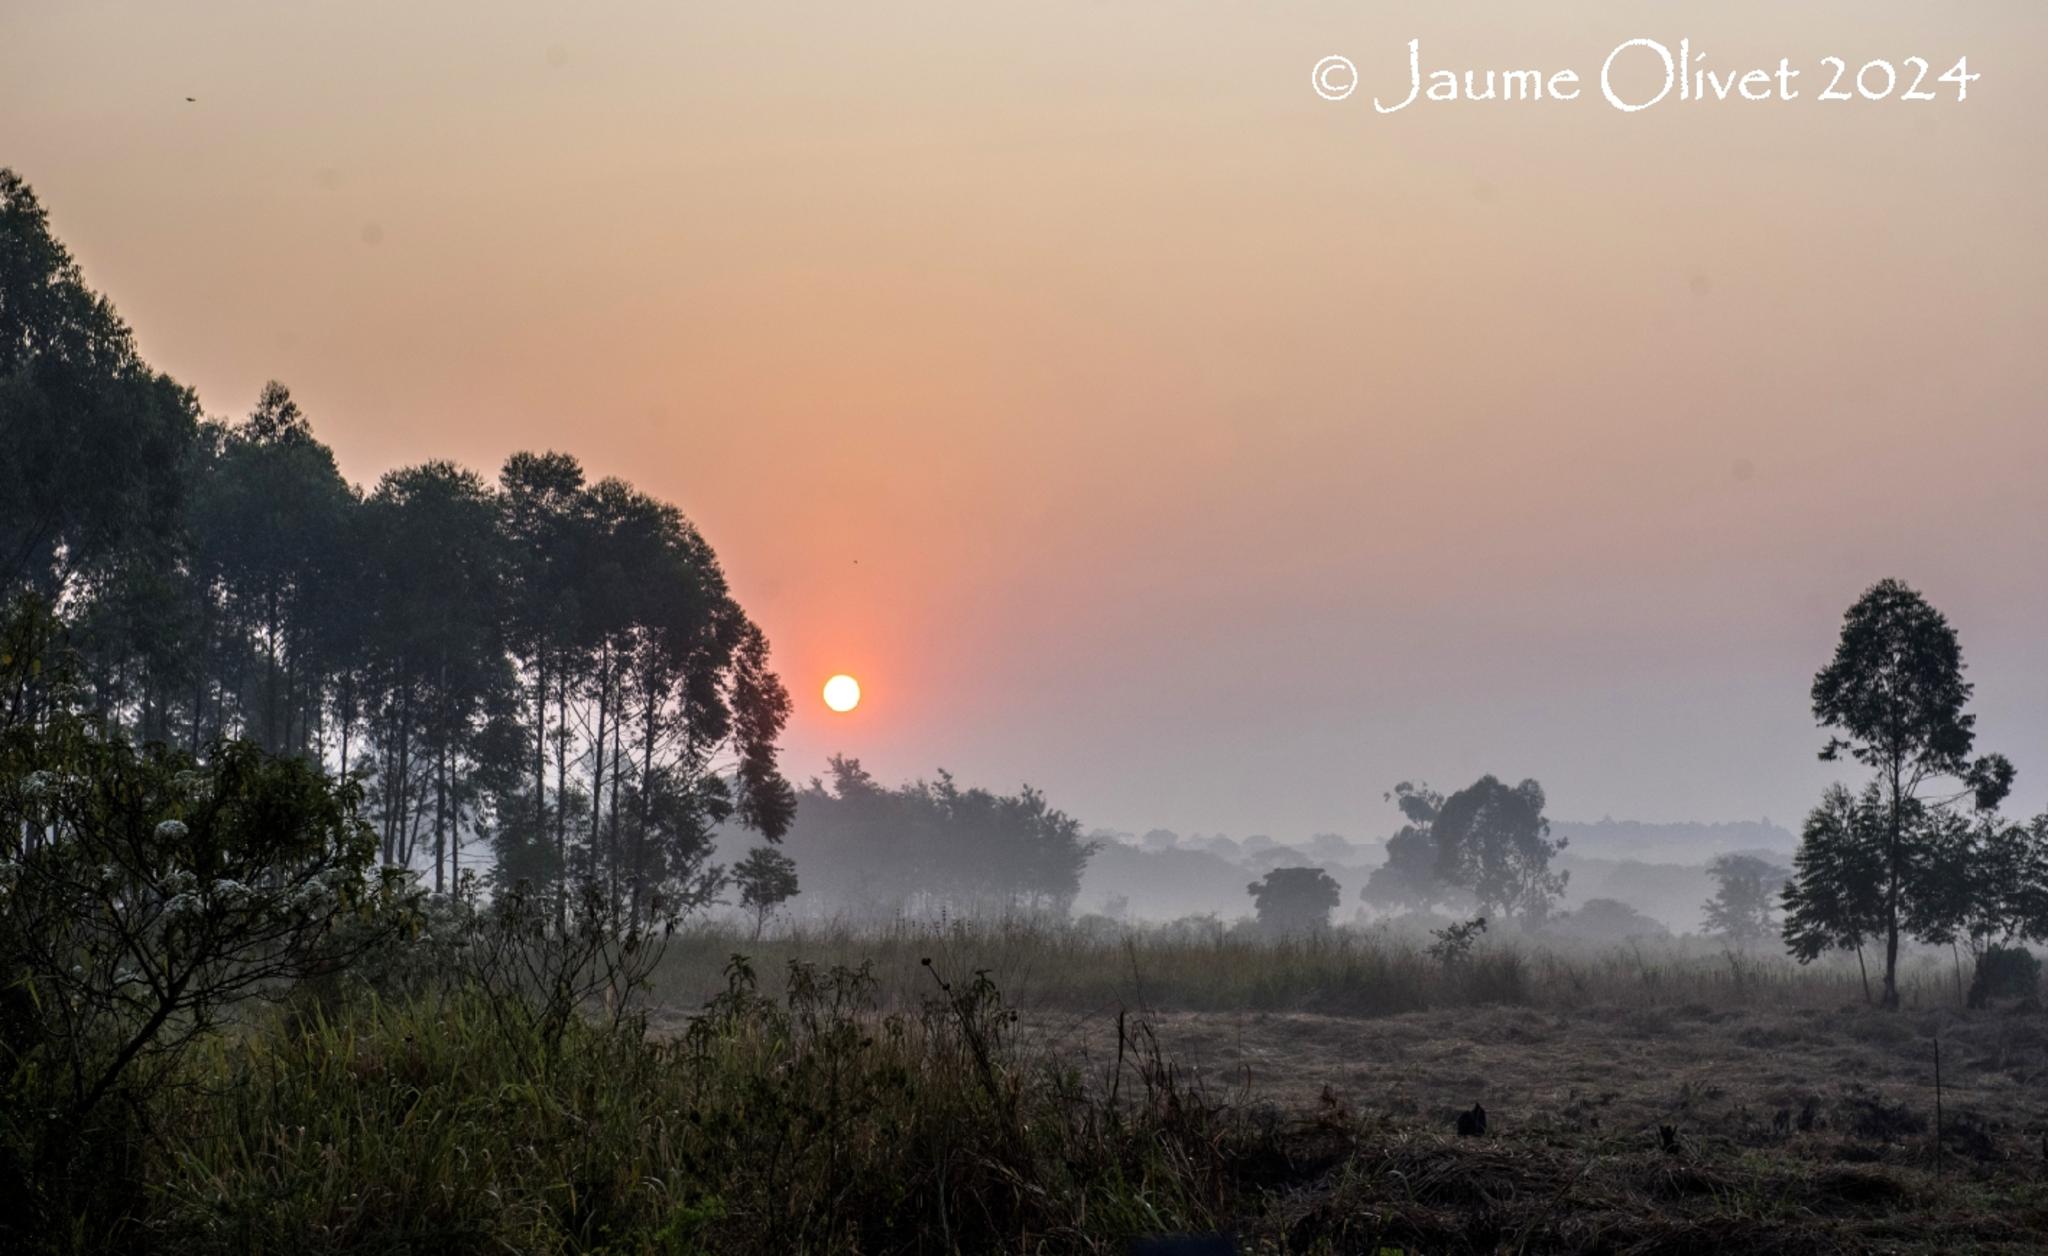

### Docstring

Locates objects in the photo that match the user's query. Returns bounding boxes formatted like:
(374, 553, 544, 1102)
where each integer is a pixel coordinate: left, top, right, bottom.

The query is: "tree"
(1795, 579, 2014, 1008)
(1, 169, 200, 601)
(1247, 866, 1341, 935)
(1701, 854, 1788, 942)
(1360, 781, 1468, 916)
(1429, 775, 1568, 922)
(733, 847, 799, 938)
(778, 758, 1095, 919)
(1780, 784, 1889, 1002)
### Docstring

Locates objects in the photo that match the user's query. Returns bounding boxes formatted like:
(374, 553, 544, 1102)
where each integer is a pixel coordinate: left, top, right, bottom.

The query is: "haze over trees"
(777, 756, 1095, 919)
(1247, 866, 1342, 935)
(1359, 777, 1569, 923)
(1701, 854, 1788, 942)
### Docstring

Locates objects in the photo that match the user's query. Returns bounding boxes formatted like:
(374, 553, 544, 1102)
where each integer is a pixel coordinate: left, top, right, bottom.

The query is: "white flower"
(22, 770, 57, 799)
(155, 819, 189, 842)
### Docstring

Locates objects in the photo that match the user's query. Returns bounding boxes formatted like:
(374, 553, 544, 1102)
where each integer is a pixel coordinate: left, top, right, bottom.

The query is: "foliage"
(0, 170, 796, 922)
(1429, 775, 1569, 922)
(1359, 781, 1468, 916)
(1966, 946, 2040, 1008)
(1790, 580, 2016, 1008)
(778, 756, 1095, 918)
(1426, 915, 1488, 965)
(0, 169, 200, 602)
(1702, 854, 1788, 942)
(0, 613, 406, 1247)
(732, 845, 799, 938)
(1247, 866, 1341, 935)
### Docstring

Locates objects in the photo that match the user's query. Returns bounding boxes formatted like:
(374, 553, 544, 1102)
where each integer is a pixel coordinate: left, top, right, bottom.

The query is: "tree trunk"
(1882, 761, 1904, 1011)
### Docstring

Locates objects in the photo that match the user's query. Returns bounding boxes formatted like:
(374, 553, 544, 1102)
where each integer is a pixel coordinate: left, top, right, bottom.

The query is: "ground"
(1019, 999, 2048, 1252)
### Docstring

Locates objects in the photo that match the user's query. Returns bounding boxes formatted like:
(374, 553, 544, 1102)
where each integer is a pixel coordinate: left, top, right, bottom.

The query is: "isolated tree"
(1430, 775, 1568, 922)
(1791, 579, 2013, 1008)
(733, 846, 799, 938)
(1248, 866, 1342, 935)
(1701, 854, 1788, 942)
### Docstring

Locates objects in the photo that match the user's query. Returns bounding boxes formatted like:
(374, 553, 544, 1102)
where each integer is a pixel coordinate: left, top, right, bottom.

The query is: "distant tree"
(1701, 854, 1788, 942)
(1790, 579, 2014, 1008)
(1430, 775, 1568, 922)
(1360, 781, 1466, 916)
(779, 758, 1094, 919)
(732, 846, 799, 938)
(1247, 866, 1341, 935)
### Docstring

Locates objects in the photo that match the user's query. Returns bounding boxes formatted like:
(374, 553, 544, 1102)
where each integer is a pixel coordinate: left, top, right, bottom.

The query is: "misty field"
(28, 920, 2041, 1255)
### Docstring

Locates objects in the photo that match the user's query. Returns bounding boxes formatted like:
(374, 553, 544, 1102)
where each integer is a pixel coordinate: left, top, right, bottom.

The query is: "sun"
(822, 673, 861, 713)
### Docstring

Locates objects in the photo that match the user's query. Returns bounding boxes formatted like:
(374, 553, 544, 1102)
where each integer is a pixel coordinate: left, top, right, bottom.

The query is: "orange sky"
(7, 1, 2045, 839)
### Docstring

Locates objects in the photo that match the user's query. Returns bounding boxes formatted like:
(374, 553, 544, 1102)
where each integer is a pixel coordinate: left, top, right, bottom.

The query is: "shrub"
(1968, 945, 2041, 1008)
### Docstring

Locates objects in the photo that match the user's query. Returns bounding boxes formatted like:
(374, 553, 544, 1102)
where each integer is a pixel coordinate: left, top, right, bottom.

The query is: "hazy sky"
(7, 2, 2045, 841)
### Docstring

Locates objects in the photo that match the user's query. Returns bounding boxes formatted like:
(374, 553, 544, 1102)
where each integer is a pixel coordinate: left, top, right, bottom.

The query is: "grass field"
(23, 921, 2048, 1254)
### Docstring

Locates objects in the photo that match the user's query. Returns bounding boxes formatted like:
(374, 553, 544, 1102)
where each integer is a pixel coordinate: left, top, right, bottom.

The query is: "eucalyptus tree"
(1429, 775, 1568, 922)
(1359, 781, 1469, 916)
(184, 383, 357, 756)
(496, 452, 594, 906)
(1789, 579, 2013, 1008)
(358, 461, 513, 885)
(0, 169, 199, 603)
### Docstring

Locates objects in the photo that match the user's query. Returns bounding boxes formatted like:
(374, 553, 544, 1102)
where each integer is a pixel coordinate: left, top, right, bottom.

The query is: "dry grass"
(637, 923, 2048, 1252)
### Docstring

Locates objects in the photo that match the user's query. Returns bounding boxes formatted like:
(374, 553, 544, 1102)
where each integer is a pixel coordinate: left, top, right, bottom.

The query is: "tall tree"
(0, 169, 199, 602)
(1796, 578, 2013, 1008)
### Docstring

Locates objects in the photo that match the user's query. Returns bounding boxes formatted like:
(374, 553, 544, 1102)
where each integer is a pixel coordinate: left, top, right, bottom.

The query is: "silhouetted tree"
(0, 172, 797, 916)
(0, 169, 199, 603)
(1248, 866, 1341, 935)
(1360, 782, 1466, 916)
(1793, 579, 2013, 1008)
(733, 846, 799, 938)
(1781, 784, 1889, 1001)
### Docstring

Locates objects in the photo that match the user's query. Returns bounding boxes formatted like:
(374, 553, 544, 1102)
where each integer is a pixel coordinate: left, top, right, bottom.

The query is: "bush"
(1968, 946, 2041, 1008)
(1, 664, 404, 1250)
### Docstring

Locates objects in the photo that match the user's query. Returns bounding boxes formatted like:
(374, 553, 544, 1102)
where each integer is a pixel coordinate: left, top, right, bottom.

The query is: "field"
(637, 924, 2048, 1252)
(20, 921, 2048, 1254)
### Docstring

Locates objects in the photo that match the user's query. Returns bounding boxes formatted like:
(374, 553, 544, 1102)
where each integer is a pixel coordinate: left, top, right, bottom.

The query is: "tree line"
(2, 168, 797, 924)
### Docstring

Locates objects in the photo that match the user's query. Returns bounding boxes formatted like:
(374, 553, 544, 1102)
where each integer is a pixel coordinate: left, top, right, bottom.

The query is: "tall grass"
(137, 957, 1260, 1255)
(644, 919, 1937, 1022)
